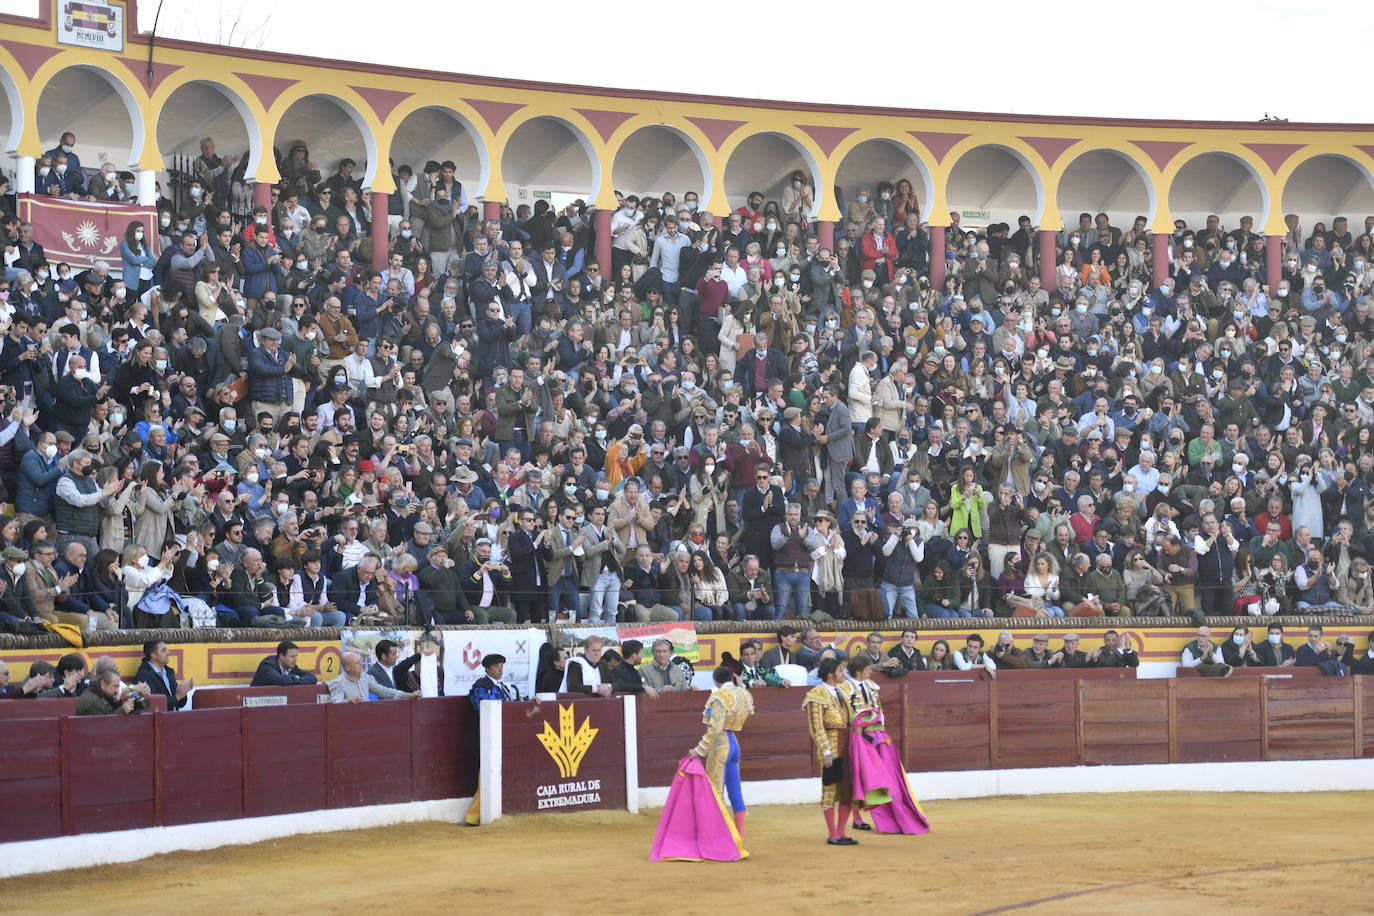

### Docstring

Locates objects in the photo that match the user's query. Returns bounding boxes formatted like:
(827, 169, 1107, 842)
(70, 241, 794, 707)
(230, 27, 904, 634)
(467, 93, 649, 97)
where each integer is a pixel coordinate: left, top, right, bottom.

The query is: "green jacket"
(917, 576, 961, 612)
(1086, 568, 1130, 613)
(492, 383, 537, 441)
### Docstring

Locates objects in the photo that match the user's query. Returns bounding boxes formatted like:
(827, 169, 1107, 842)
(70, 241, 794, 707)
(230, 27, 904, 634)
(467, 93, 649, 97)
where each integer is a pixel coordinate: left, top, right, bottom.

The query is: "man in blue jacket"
(343, 270, 384, 344)
(17, 430, 61, 518)
(245, 327, 296, 426)
(249, 640, 319, 687)
(241, 225, 284, 308)
(133, 639, 193, 710)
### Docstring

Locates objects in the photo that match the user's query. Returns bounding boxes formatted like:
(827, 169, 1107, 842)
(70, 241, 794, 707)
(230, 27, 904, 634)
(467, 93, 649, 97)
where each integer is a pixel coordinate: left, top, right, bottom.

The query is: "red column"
(1038, 229, 1057, 291)
(1152, 232, 1170, 288)
(252, 180, 272, 210)
(595, 208, 612, 274)
(1264, 234, 1282, 295)
(370, 191, 389, 271)
(483, 199, 502, 222)
(929, 225, 946, 290)
(817, 220, 835, 253)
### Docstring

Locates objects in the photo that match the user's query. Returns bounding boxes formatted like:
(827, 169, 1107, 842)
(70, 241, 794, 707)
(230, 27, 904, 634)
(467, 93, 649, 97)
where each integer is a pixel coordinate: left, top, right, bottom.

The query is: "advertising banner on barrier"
(442, 628, 545, 698)
(500, 698, 628, 815)
(616, 622, 700, 662)
(17, 194, 159, 272)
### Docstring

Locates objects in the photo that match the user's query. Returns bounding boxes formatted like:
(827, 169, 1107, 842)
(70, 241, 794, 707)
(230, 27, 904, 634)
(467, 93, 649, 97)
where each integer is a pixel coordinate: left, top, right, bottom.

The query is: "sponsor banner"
(341, 628, 419, 664)
(57, 0, 125, 51)
(442, 628, 545, 698)
(554, 626, 619, 650)
(615, 622, 700, 662)
(17, 194, 158, 271)
(501, 698, 627, 815)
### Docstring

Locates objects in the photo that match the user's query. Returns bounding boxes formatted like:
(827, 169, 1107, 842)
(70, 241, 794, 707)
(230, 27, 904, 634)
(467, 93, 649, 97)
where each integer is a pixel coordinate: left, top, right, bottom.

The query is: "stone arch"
(388, 105, 489, 206)
(1167, 150, 1267, 233)
(498, 114, 600, 209)
(833, 136, 935, 229)
(0, 61, 23, 155)
(944, 143, 1045, 228)
(271, 91, 380, 189)
(722, 131, 822, 218)
(35, 62, 146, 167)
(1280, 152, 1374, 231)
(154, 79, 261, 179)
(1055, 148, 1157, 234)
(611, 124, 710, 207)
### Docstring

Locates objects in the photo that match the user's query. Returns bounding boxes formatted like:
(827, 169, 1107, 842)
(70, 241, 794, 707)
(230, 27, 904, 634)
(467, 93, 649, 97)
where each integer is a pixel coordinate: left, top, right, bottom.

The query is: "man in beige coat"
(873, 359, 911, 437)
(987, 427, 1035, 496)
(608, 477, 654, 553)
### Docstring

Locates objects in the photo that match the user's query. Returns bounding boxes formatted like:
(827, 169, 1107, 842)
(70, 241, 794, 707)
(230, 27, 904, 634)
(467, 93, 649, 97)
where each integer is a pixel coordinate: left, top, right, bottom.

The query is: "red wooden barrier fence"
(0, 697, 477, 842)
(636, 677, 1372, 786)
(0, 679, 1368, 843)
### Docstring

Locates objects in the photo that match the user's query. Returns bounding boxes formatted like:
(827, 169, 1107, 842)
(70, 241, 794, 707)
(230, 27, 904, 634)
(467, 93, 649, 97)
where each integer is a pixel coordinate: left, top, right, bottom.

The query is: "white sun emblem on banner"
(61, 220, 118, 254)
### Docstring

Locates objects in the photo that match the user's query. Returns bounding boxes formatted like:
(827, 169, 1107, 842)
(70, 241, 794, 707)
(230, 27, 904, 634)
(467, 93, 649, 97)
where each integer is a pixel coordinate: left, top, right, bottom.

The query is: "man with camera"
(76, 667, 145, 716)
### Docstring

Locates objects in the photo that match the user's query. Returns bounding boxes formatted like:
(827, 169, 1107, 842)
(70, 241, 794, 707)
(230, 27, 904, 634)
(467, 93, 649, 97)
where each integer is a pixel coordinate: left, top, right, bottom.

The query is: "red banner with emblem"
(16, 193, 159, 273)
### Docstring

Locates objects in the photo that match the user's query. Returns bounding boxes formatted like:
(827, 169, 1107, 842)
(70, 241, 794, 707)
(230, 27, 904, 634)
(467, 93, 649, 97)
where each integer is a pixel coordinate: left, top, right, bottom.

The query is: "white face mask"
(11, 562, 25, 577)
(245, 471, 260, 484)
(206, 559, 219, 572)
(136, 555, 149, 569)
(42, 444, 57, 460)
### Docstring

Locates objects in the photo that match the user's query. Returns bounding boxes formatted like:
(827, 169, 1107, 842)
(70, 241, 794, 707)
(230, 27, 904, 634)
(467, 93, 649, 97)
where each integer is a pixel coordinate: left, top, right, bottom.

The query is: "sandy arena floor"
(4, 792, 1373, 914)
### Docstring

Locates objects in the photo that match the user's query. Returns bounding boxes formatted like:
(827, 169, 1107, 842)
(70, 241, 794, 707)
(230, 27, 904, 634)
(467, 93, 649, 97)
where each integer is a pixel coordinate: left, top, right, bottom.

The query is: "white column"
(622, 694, 639, 814)
(135, 168, 157, 206)
(13, 155, 35, 195)
(478, 698, 503, 825)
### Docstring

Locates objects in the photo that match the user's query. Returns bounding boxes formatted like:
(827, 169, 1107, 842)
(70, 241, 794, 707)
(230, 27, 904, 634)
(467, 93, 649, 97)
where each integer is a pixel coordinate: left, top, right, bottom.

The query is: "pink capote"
(649, 755, 748, 862)
(848, 726, 931, 835)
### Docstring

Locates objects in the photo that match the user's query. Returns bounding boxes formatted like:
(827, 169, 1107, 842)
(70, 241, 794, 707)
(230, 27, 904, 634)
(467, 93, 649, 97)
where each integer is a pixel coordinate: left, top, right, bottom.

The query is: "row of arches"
(6, 62, 1374, 228)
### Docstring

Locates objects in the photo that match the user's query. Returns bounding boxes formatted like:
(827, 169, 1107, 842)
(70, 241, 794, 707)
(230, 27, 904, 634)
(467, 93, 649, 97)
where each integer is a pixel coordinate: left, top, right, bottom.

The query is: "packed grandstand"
(1, 2, 1374, 702)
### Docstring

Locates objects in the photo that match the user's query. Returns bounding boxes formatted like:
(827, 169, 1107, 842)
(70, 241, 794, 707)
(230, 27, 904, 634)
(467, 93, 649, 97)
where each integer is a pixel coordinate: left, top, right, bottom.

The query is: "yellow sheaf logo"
(537, 703, 598, 778)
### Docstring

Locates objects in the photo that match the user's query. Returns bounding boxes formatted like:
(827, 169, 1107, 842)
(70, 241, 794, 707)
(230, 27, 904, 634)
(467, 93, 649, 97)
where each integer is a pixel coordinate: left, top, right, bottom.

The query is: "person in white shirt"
(951, 633, 997, 678)
(719, 247, 748, 296)
(328, 651, 415, 703)
(848, 351, 877, 426)
(367, 639, 402, 690)
(342, 340, 381, 395)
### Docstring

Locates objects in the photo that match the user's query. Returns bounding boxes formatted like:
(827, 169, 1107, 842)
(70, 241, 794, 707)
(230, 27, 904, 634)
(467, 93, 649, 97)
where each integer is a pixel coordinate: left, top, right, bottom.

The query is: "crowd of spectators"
(2, 128, 1374, 636)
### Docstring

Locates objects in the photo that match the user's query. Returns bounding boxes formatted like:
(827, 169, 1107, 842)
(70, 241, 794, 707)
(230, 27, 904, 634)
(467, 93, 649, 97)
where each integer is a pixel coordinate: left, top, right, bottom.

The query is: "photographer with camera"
(76, 667, 144, 716)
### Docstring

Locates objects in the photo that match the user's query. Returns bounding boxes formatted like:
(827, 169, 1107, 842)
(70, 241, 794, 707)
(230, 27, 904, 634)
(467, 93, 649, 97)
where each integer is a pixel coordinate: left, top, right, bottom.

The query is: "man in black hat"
(469, 654, 512, 708)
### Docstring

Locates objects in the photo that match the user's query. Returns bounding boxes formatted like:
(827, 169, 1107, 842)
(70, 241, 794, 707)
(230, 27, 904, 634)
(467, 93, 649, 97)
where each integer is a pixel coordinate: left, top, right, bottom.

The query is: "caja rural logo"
(537, 704, 598, 778)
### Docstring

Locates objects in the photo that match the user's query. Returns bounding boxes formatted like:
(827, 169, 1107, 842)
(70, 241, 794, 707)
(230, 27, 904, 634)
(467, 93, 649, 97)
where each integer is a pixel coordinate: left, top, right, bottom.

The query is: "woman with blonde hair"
(1023, 553, 1064, 617)
(379, 552, 421, 623)
(121, 542, 178, 629)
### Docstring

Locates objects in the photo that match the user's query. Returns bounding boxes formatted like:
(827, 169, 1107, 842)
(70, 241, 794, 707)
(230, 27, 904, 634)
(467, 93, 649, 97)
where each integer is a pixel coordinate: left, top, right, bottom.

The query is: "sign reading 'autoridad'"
(501, 700, 626, 815)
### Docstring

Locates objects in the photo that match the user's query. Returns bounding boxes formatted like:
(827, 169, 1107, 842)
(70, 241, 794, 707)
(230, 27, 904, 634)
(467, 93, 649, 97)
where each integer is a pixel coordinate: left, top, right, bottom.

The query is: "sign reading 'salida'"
(502, 700, 627, 815)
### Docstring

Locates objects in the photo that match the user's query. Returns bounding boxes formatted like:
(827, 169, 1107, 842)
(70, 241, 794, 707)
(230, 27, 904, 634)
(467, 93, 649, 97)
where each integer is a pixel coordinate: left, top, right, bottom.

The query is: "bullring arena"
(4, 622, 1373, 912)
(4, 0, 1374, 910)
